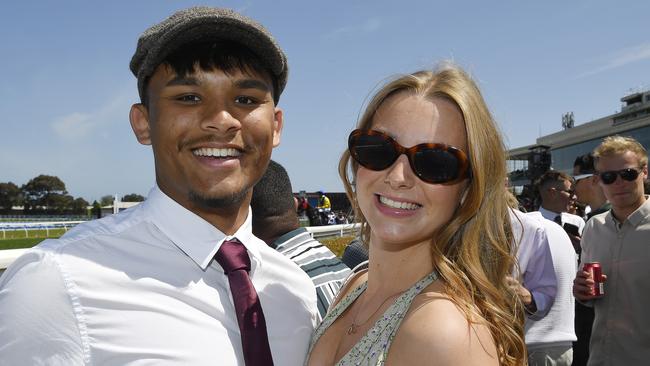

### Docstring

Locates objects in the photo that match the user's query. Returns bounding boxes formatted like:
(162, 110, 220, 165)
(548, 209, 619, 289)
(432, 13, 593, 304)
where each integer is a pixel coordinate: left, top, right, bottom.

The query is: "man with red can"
(573, 135, 650, 366)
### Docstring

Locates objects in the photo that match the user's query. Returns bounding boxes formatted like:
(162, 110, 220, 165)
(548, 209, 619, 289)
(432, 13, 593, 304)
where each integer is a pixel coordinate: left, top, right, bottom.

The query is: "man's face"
(595, 151, 647, 212)
(547, 179, 576, 213)
(573, 175, 593, 205)
(130, 64, 282, 213)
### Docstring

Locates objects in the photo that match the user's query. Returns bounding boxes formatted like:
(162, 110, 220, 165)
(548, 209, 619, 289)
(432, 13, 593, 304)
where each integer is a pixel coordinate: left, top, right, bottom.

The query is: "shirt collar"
(606, 196, 650, 228)
(538, 207, 559, 221)
(624, 196, 650, 227)
(143, 186, 257, 270)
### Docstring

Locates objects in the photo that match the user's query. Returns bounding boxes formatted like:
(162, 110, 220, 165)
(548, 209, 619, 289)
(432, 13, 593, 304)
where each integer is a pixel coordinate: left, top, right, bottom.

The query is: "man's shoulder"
(512, 209, 542, 227)
(57, 203, 148, 245)
(511, 209, 546, 238)
(6, 204, 159, 281)
(273, 230, 351, 284)
(584, 210, 609, 231)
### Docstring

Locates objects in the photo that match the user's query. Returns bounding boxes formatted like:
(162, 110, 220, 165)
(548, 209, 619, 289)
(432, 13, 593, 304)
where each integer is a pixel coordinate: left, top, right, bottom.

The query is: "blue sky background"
(2, 0, 649, 202)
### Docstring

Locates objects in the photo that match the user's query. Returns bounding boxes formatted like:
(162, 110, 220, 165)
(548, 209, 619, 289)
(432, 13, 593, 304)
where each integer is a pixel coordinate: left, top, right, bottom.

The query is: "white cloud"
(577, 42, 650, 78)
(324, 18, 382, 39)
(50, 89, 133, 141)
(52, 112, 93, 139)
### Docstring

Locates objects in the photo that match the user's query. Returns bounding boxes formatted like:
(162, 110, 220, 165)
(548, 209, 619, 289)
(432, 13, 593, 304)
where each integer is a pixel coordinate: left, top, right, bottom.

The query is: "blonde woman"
(306, 64, 525, 365)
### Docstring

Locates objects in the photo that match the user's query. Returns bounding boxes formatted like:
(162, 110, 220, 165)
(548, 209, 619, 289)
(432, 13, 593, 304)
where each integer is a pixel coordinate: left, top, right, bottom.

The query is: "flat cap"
(130, 7, 288, 104)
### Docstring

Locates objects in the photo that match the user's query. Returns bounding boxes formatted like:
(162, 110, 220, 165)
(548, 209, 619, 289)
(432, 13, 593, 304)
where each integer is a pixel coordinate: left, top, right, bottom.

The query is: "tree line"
(0, 175, 144, 215)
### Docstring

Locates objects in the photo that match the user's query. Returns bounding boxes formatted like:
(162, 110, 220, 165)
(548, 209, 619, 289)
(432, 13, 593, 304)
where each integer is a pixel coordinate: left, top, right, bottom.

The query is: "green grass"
(1, 228, 67, 240)
(321, 235, 355, 257)
(0, 230, 356, 255)
(0, 237, 51, 250)
(0, 229, 66, 250)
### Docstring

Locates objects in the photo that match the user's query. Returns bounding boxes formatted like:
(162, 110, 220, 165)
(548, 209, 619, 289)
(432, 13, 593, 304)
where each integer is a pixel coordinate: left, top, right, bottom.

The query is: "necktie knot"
(215, 238, 251, 274)
(554, 215, 563, 225)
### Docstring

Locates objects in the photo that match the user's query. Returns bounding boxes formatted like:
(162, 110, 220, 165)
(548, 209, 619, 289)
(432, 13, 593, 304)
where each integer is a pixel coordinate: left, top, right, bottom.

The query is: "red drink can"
(583, 262, 605, 297)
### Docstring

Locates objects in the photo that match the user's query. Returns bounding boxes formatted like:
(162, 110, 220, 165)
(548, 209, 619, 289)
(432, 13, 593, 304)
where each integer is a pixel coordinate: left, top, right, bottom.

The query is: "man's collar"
(538, 207, 559, 221)
(612, 195, 650, 227)
(144, 186, 257, 270)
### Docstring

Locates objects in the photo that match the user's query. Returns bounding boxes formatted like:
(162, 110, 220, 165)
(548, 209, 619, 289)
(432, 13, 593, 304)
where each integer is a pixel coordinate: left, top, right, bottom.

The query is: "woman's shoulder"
(387, 288, 498, 365)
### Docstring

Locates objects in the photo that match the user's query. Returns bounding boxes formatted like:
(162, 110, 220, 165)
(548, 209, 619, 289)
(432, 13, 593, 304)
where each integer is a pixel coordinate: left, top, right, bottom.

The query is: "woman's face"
(356, 92, 468, 250)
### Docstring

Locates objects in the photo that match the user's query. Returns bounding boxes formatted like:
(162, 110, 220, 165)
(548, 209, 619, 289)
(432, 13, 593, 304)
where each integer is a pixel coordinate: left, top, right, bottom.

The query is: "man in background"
(508, 205, 557, 322)
(574, 136, 650, 365)
(571, 153, 610, 366)
(316, 190, 331, 210)
(251, 160, 351, 321)
(537, 170, 585, 252)
(573, 153, 611, 221)
(523, 211, 577, 366)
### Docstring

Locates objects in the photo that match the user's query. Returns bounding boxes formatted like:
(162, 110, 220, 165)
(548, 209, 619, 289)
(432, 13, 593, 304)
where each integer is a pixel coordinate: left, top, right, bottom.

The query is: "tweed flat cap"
(130, 7, 288, 104)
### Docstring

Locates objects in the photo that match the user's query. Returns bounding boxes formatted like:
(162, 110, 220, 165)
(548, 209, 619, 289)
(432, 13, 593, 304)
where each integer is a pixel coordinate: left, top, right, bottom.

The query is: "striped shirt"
(271, 228, 352, 322)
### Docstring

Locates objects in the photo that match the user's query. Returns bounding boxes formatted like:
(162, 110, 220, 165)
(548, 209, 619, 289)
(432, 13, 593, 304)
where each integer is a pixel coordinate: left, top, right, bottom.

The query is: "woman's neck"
(365, 238, 435, 297)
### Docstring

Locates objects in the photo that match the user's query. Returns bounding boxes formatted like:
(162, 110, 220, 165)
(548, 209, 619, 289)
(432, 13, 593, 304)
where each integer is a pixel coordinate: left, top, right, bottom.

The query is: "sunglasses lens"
(600, 172, 617, 185)
(620, 168, 639, 181)
(414, 149, 461, 183)
(349, 133, 397, 171)
(599, 168, 640, 184)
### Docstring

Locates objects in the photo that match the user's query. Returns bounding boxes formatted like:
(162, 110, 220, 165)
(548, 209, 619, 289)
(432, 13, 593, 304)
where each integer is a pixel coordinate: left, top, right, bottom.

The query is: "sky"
(1, 0, 649, 202)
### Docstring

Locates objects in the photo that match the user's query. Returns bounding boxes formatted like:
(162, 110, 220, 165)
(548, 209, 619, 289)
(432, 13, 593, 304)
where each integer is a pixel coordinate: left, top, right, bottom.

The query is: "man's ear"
(272, 107, 283, 147)
(129, 103, 152, 145)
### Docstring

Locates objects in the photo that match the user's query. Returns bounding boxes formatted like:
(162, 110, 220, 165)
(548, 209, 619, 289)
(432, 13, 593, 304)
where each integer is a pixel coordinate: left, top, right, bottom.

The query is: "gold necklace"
(346, 290, 404, 335)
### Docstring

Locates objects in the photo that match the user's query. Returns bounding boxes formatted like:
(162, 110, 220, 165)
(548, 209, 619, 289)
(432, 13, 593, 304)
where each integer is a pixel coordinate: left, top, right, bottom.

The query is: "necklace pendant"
(347, 323, 357, 335)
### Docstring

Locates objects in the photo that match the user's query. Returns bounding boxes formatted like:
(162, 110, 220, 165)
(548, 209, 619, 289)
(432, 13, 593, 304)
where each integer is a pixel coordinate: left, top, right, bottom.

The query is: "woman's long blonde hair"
(339, 63, 525, 365)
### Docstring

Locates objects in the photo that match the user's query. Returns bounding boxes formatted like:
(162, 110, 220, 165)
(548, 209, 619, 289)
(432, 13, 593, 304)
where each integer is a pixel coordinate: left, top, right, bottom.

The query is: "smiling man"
(573, 136, 650, 366)
(0, 7, 317, 366)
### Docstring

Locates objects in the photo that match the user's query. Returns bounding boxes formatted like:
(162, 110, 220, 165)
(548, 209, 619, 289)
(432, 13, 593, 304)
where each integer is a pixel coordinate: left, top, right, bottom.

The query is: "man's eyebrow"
(165, 76, 200, 87)
(234, 79, 271, 92)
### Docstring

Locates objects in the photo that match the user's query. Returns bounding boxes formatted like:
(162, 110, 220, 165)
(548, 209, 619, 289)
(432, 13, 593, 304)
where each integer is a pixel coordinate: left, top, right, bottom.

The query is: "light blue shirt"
(510, 209, 558, 321)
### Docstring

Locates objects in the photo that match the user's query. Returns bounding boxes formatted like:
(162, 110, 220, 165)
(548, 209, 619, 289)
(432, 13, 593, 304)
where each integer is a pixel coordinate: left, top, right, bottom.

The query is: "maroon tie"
(215, 238, 274, 366)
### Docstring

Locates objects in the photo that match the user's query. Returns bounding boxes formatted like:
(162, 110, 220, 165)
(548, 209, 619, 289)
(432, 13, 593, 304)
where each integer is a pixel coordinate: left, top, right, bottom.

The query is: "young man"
(537, 170, 586, 233)
(250, 160, 351, 321)
(573, 153, 611, 220)
(573, 136, 650, 365)
(0, 7, 317, 365)
(571, 153, 610, 366)
(536, 170, 585, 253)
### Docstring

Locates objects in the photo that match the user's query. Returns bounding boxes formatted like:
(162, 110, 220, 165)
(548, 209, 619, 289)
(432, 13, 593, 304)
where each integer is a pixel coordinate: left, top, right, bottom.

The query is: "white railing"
(0, 221, 86, 240)
(0, 223, 360, 273)
(305, 223, 360, 239)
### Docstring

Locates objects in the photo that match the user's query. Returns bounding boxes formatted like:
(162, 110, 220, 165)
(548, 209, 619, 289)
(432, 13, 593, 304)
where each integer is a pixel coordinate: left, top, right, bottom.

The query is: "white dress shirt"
(510, 209, 557, 321)
(523, 212, 577, 347)
(0, 186, 318, 366)
(538, 207, 585, 235)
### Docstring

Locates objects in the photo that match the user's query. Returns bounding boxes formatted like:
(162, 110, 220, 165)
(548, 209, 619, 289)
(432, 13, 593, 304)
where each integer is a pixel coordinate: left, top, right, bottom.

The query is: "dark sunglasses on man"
(596, 167, 644, 185)
(348, 129, 472, 184)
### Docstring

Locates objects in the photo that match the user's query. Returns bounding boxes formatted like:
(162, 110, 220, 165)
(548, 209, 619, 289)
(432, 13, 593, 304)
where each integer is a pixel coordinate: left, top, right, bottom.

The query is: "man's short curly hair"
(593, 135, 648, 168)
